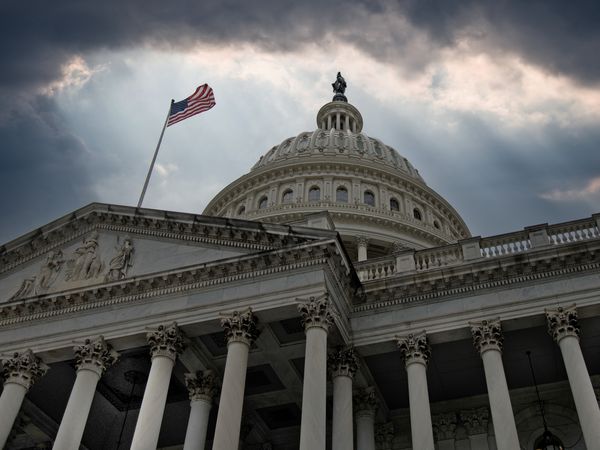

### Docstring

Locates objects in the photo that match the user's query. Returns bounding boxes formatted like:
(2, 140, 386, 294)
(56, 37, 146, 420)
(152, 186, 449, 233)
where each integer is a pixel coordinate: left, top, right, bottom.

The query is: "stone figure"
(66, 231, 103, 281)
(8, 249, 64, 300)
(37, 250, 64, 290)
(105, 237, 134, 282)
(9, 277, 37, 301)
(332, 72, 347, 95)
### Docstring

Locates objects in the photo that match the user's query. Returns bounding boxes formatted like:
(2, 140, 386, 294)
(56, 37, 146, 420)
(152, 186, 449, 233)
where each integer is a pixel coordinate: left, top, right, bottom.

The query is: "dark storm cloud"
(2, 0, 600, 97)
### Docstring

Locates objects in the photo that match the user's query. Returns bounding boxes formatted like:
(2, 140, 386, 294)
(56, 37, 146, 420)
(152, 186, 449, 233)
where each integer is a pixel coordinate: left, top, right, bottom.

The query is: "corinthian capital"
(1, 349, 48, 389)
(328, 346, 359, 378)
(470, 319, 503, 354)
(354, 386, 378, 415)
(356, 235, 369, 247)
(147, 322, 185, 361)
(432, 412, 457, 441)
(396, 331, 431, 366)
(460, 407, 489, 435)
(220, 308, 260, 346)
(185, 370, 219, 402)
(297, 294, 335, 331)
(546, 304, 579, 342)
(74, 336, 119, 375)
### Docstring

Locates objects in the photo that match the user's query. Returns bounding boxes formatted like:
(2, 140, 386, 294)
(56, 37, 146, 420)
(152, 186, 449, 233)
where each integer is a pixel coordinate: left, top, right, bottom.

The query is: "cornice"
(0, 241, 340, 327)
(0, 206, 333, 276)
(354, 243, 600, 312)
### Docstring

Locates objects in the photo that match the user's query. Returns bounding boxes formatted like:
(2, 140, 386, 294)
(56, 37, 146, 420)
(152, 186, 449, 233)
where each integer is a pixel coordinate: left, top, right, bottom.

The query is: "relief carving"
(9, 250, 64, 300)
(65, 231, 104, 281)
(105, 236, 134, 282)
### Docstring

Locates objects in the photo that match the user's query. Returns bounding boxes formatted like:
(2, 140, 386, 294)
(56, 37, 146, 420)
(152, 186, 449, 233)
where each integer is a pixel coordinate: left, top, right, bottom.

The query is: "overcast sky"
(1, 0, 599, 244)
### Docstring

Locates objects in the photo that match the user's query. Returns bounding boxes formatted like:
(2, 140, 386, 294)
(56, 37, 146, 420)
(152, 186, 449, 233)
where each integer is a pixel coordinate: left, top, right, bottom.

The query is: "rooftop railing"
(355, 214, 600, 282)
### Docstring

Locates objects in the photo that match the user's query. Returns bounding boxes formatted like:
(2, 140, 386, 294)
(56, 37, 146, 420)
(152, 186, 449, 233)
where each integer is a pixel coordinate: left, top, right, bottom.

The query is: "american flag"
(167, 84, 215, 127)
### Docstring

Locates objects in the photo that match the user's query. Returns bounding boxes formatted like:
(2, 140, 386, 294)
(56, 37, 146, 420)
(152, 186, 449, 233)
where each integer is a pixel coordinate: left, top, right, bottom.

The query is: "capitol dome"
(204, 75, 470, 260)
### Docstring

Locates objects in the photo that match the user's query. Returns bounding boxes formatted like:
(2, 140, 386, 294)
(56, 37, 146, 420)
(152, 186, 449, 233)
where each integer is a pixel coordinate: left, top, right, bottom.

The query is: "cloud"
(540, 177, 600, 202)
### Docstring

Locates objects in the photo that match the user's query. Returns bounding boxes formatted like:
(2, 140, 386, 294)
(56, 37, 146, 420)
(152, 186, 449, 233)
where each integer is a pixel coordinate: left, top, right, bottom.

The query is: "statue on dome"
(331, 72, 348, 101)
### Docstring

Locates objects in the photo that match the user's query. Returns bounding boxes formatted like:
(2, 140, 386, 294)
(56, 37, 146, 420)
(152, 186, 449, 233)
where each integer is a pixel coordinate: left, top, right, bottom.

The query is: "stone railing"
(355, 214, 600, 282)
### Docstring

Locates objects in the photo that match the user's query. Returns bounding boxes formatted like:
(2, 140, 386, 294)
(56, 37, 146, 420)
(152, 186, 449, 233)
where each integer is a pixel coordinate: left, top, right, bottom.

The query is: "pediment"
(0, 203, 337, 303)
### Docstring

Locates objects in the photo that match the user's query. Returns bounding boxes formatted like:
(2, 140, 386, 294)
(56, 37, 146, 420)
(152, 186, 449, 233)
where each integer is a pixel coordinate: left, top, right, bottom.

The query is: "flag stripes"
(167, 84, 215, 127)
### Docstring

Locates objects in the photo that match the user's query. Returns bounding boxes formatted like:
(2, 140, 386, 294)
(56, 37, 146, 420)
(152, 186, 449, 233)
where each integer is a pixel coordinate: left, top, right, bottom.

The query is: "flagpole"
(137, 99, 174, 208)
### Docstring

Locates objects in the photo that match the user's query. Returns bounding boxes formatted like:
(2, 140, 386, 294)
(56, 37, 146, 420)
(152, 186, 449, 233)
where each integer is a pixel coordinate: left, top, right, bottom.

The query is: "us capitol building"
(1, 74, 599, 450)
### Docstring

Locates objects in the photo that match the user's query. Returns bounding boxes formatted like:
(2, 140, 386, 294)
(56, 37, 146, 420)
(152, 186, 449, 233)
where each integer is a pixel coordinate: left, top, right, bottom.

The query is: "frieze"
(0, 241, 339, 327)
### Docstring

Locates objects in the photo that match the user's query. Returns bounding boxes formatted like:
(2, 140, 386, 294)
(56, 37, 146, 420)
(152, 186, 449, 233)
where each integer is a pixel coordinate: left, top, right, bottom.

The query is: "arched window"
(336, 187, 348, 203)
(258, 196, 268, 209)
(282, 189, 293, 204)
(390, 198, 400, 211)
(364, 191, 375, 206)
(433, 220, 440, 229)
(308, 186, 321, 202)
(237, 205, 246, 216)
(413, 208, 422, 220)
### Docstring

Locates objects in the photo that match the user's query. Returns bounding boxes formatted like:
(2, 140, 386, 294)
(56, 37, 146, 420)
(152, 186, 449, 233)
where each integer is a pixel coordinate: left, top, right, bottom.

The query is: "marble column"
(213, 308, 260, 450)
(298, 294, 334, 450)
(546, 305, 600, 449)
(130, 322, 185, 450)
(329, 347, 358, 450)
(0, 349, 48, 448)
(432, 412, 457, 450)
(461, 407, 490, 450)
(53, 337, 119, 450)
(470, 319, 520, 450)
(183, 370, 218, 450)
(354, 386, 378, 450)
(356, 236, 369, 262)
(396, 332, 434, 450)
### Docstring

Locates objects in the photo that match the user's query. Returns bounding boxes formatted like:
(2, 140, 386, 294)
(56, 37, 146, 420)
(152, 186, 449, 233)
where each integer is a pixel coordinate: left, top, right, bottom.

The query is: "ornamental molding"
(0, 241, 339, 327)
(396, 331, 430, 366)
(354, 386, 378, 414)
(328, 346, 359, 378)
(470, 319, 503, 354)
(432, 412, 457, 441)
(74, 336, 119, 375)
(1, 349, 48, 389)
(460, 407, 489, 435)
(297, 293, 335, 331)
(546, 304, 579, 342)
(184, 370, 219, 402)
(220, 308, 260, 346)
(355, 246, 600, 312)
(147, 322, 185, 361)
(374, 421, 394, 447)
(0, 205, 328, 277)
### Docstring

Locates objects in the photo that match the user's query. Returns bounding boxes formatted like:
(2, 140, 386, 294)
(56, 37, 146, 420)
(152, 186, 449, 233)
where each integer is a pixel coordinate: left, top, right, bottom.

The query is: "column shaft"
(0, 382, 27, 447)
(53, 368, 100, 450)
(406, 361, 434, 450)
(130, 355, 175, 450)
(183, 398, 212, 450)
(355, 412, 376, 450)
(558, 335, 600, 449)
(299, 326, 328, 450)
(213, 341, 250, 450)
(332, 375, 353, 450)
(481, 349, 519, 450)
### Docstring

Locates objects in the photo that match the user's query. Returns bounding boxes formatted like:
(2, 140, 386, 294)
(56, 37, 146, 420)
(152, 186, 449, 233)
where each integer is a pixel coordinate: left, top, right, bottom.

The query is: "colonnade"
(1, 304, 599, 449)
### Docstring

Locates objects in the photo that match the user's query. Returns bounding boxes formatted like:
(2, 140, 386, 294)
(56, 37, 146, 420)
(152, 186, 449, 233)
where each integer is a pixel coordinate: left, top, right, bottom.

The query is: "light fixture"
(526, 351, 564, 450)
